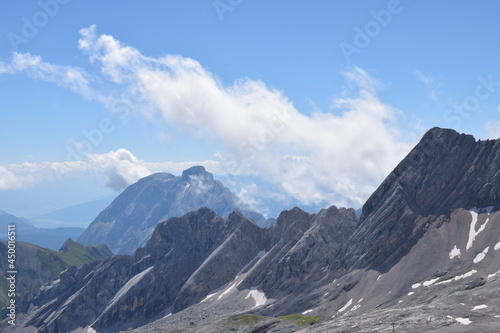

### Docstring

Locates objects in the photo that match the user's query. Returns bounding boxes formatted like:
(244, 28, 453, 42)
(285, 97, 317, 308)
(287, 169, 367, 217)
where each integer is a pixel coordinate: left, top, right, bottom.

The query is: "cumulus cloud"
(86, 149, 151, 191)
(1, 25, 418, 208)
(0, 149, 219, 192)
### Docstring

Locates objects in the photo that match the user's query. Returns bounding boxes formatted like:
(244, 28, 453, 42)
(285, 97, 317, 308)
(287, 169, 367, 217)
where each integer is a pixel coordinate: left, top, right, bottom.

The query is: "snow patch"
(487, 270, 500, 279)
(473, 246, 490, 264)
(358, 298, 363, 303)
(324, 292, 329, 297)
(338, 299, 353, 313)
(245, 288, 267, 309)
(467, 210, 489, 251)
(455, 317, 472, 325)
(104, 267, 153, 312)
(449, 245, 461, 259)
(494, 240, 500, 251)
(203, 251, 268, 303)
(302, 309, 313, 315)
(423, 278, 440, 287)
(217, 282, 237, 301)
(436, 270, 477, 285)
(411, 283, 421, 289)
(350, 304, 361, 311)
(377, 275, 381, 281)
(472, 304, 488, 311)
(407, 292, 415, 296)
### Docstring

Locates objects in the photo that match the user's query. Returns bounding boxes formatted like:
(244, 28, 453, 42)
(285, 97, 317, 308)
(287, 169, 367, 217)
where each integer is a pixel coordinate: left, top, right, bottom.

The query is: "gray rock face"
(7, 127, 500, 333)
(240, 206, 358, 301)
(342, 128, 500, 272)
(23, 208, 270, 333)
(78, 166, 270, 254)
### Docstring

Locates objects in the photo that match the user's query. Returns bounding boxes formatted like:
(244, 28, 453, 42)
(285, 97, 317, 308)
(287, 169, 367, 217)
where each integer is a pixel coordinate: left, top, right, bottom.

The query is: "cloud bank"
(1, 25, 418, 208)
(0, 149, 220, 192)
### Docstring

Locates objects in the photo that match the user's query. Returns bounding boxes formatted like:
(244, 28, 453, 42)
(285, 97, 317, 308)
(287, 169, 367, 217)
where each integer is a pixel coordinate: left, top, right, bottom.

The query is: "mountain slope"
(78, 166, 270, 254)
(6, 127, 500, 333)
(343, 127, 500, 272)
(0, 239, 112, 311)
(0, 211, 36, 237)
(17, 208, 270, 333)
(132, 128, 500, 332)
(33, 197, 113, 228)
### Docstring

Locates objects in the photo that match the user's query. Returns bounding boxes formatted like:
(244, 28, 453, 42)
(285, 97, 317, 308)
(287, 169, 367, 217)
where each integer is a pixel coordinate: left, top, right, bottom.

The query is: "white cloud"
(1, 52, 92, 97)
(86, 149, 151, 191)
(0, 25, 418, 208)
(0, 161, 87, 190)
(0, 149, 220, 192)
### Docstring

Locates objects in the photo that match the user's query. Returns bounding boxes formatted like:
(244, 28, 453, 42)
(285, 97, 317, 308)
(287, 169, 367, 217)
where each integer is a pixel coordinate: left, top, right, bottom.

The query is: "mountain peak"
(182, 165, 208, 180)
(420, 127, 476, 146)
(78, 166, 268, 254)
(59, 238, 75, 252)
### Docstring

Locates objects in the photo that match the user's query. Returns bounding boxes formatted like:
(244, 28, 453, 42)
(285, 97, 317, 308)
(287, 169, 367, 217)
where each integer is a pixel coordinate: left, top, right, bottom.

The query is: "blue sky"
(1, 0, 499, 222)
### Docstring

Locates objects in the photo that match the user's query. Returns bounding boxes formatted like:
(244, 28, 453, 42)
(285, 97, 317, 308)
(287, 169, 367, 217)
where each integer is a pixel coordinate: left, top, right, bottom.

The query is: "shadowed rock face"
(342, 128, 500, 272)
(25, 208, 271, 333)
(78, 166, 270, 254)
(240, 206, 358, 299)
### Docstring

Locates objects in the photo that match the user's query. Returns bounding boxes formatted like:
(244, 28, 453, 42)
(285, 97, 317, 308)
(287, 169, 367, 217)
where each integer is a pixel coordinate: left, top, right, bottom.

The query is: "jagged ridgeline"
(3, 127, 500, 333)
(0, 239, 112, 311)
(77, 166, 273, 255)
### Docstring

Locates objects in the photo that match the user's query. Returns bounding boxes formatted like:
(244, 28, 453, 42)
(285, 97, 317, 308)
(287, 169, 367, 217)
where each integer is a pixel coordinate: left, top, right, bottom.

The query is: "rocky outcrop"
(342, 128, 500, 272)
(7, 127, 500, 333)
(24, 208, 270, 333)
(78, 166, 271, 254)
(240, 206, 357, 295)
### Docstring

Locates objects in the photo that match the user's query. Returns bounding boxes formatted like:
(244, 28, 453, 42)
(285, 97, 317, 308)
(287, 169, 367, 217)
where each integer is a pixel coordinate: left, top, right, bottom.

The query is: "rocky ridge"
(3, 127, 500, 333)
(78, 166, 271, 254)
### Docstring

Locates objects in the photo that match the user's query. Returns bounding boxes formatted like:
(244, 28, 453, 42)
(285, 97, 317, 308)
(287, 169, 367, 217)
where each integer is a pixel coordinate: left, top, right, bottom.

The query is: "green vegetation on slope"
(230, 314, 266, 325)
(0, 239, 112, 310)
(279, 313, 325, 325)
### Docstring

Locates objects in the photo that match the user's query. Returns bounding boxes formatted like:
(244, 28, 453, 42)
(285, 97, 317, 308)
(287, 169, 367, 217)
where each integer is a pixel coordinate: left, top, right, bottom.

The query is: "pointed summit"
(78, 166, 269, 254)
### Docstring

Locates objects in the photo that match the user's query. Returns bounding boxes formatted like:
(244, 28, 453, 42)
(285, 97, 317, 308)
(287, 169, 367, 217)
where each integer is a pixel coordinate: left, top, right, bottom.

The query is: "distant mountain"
(0, 211, 85, 251)
(7, 128, 500, 333)
(21, 227, 86, 250)
(0, 239, 112, 312)
(0, 211, 36, 237)
(32, 197, 114, 228)
(78, 166, 272, 254)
